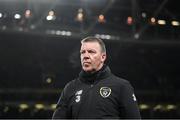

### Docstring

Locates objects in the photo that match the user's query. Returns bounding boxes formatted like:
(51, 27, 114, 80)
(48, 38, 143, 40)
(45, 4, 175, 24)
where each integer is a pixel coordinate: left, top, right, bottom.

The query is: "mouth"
(83, 62, 91, 66)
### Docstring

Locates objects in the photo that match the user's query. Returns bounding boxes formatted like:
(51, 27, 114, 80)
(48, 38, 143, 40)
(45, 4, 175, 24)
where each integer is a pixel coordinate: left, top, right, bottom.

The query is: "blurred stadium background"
(0, 0, 180, 118)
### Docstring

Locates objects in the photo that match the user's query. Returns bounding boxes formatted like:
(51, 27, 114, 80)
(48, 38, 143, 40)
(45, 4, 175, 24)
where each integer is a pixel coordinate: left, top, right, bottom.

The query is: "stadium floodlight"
(14, 13, 21, 19)
(171, 21, 180, 26)
(157, 19, 166, 25)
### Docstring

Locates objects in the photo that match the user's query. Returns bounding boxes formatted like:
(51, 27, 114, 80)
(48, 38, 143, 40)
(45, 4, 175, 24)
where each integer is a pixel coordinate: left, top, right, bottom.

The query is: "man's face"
(80, 42, 106, 73)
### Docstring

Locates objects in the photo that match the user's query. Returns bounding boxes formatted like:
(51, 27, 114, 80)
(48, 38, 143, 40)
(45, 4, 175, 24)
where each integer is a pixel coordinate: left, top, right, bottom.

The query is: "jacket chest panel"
(70, 83, 120, 117)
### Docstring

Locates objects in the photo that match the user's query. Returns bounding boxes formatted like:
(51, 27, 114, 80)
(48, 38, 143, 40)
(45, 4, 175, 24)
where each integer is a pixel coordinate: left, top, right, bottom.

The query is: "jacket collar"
(79, 65, 111, 84)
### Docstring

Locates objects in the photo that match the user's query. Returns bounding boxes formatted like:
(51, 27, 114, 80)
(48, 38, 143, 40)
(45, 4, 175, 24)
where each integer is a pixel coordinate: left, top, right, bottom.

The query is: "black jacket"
(52, 65, 141, 119)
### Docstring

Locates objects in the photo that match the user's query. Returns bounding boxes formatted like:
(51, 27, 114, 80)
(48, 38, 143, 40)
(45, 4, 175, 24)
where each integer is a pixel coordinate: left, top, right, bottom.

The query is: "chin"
(83, 67, 93, 72)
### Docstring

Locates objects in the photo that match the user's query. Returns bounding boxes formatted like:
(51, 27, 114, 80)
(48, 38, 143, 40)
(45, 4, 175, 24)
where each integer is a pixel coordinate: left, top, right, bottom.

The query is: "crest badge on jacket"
(100, 87, 111, 98)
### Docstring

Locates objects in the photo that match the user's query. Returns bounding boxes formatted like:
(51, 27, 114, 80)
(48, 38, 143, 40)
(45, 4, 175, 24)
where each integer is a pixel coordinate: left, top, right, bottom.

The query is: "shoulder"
(111, 75, 136, 99)
(110, 75, 137, 100)
(110, 74, 132, 87)
(63, 78, 79, 94)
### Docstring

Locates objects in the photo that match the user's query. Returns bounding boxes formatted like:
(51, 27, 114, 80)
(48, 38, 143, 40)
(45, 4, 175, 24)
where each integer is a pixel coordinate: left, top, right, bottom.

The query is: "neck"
(79, 64, 110, 84)
(96, 63, 104, 72)
(87, 63, 104, 74)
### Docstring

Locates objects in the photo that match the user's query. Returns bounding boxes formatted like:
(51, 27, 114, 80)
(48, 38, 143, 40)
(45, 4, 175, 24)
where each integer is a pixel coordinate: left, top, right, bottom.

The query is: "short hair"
(81, 36, 106, 53)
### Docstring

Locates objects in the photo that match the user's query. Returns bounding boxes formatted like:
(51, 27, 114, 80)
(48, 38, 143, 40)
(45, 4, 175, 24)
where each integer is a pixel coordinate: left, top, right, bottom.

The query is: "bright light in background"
(46, 15, 54, 21)
(171, 20, 180, 26)
(51, 104, 57, 110)
(49, 10, 55, 16)
(14, 13, 21, 19)
(78, 8, 83, 13)
(46, 10, 56, 21)
(166, 104, 176, 110)
(141, 12, 147, 18)
(98, 14, 106, 23)
(95, 34, 111, 40)
(0, 13, 3, 18)
(157, 19, 166, 25)
(46, 30, 72, 36)
(56, 30, 72, 36)
(127, 16, 133, 25)
(153, 104, 164, 111)
(66, 31, 72, 36)
(35, 104, 44, 109)
(25, 9, 31, 18)
(134, 33, 140, 39)
(76, 8, 84, 22)
(46, 77, 52, 84)
(95, 34, 120, 40)
(48, 30, 56, 34)
(77, 13, 83, 20)
(19, 104, 29, 110)
(139, 104, 150, 110)
(151, 17, 156, 23)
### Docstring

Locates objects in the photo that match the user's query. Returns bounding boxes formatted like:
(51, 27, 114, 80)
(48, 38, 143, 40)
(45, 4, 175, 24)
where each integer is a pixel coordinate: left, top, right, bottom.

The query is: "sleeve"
(119, 81, 141, 119)
(52, 82, 72, 119)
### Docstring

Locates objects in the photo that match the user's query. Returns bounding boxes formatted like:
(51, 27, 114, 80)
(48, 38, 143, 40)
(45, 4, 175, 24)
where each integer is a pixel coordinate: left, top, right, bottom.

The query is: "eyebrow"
(80, 49, 96, 52)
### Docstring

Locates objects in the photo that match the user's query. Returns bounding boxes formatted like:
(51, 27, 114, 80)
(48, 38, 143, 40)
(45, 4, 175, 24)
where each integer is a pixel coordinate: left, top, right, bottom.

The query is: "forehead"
(81, 42, 101, 50)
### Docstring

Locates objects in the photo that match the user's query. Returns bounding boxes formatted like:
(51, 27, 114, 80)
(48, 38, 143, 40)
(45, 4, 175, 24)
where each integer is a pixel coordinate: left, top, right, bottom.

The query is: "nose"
(82, 51, 90, 59)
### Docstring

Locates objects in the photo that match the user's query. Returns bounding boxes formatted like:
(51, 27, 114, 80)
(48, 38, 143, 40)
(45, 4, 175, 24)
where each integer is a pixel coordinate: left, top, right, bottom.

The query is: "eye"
(88, 50, 96, 54)
(80, 50, 85, 54)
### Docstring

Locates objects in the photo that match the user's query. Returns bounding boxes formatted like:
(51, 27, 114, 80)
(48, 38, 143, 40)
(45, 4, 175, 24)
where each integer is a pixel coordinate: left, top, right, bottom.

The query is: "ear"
(101, 53, 106, 62)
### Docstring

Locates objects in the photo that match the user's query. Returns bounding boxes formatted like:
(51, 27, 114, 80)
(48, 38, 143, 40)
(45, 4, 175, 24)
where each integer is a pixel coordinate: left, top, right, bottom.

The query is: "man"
(52, 36, 141, 119)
